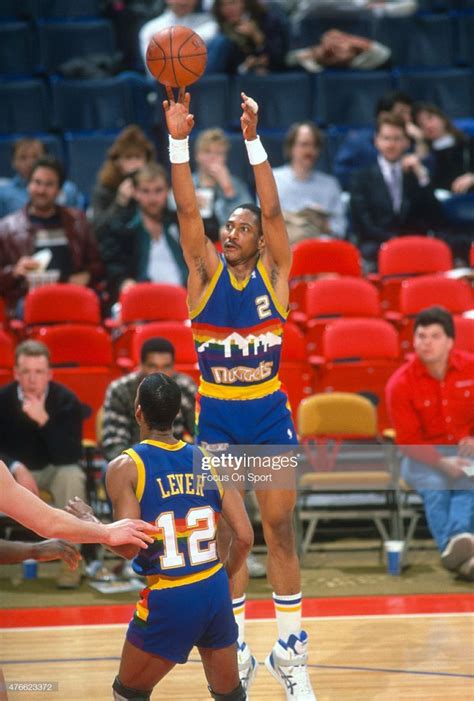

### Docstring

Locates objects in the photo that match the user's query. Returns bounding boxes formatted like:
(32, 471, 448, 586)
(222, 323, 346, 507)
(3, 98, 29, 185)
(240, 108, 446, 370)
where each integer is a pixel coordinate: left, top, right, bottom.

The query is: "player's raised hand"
(163, 87, 195, 139)
(240, 92, 258, 141)
(102, 518, 159, 548)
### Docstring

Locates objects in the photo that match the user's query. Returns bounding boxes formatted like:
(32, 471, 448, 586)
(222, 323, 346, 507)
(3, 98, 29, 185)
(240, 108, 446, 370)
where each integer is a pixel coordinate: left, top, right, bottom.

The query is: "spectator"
(0, 137, 85, 218)
(0, 156, 103, 316)
(99, 163, 187, 303)
(207, 0, 289, 74)
(0, 341, 86, 588)
(349, 114, 443, 266)
(91, 125, 156, 236)
(414, 103, 474, 194)
(386, 306, 474, 581)
(139, 0, 218, 70)
(273, 121, 346, 241)
(286, 29, 390, 72)
(169, 128, 252, 241)
(101, 337, 197, 461)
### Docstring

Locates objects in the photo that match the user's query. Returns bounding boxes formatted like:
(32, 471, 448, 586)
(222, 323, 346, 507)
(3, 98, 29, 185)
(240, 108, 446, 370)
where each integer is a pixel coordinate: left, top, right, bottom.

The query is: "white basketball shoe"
(265, 631, 316, 700)
(238, 642, 258, 695)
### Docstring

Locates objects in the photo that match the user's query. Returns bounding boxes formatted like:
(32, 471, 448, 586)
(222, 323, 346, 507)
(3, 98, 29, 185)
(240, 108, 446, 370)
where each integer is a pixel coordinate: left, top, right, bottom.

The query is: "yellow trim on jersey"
(124, 448, 146, 502)
(228, 267, 252, 291)
(146, 562, 223, 590)
(140, 439, 186, 452)
(257, 259, 289, 320)
(189, 259, 224, 320)
(199, 375, 281, 400)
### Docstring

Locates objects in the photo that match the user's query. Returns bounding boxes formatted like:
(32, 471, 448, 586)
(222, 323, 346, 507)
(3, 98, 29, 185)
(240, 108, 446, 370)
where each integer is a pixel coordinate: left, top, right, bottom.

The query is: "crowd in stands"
(0, 0, 473, 586)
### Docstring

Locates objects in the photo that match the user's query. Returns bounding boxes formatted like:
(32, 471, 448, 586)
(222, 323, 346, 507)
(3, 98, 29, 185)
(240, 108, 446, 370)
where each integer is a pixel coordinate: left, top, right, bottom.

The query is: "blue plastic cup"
(384, 541, 404, 576)
(22, 559, 38, 579)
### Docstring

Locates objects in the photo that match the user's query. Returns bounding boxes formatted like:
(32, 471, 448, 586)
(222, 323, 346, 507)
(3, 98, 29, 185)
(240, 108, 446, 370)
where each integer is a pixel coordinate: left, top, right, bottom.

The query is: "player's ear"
(135, 403, 142, 424)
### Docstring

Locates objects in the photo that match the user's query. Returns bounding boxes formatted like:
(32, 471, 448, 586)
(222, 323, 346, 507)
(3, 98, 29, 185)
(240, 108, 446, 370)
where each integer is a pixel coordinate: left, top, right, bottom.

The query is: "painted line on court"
(1, 656, 472, 680)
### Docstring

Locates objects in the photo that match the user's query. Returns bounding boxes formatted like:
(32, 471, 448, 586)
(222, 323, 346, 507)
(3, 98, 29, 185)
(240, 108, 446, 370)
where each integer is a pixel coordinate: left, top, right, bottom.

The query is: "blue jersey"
(125, 439, 222, 579)
(190, 256, 288, 401)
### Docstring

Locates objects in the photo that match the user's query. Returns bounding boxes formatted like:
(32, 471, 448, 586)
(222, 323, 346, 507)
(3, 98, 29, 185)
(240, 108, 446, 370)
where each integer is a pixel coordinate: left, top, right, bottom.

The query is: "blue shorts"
(126, 567, 237, 664)
(196, 389, 298, 446)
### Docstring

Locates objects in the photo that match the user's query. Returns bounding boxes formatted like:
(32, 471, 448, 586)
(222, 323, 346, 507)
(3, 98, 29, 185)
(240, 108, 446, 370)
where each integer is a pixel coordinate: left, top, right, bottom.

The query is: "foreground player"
(163, 89, 316, 699)
(100, 373, 252, 701)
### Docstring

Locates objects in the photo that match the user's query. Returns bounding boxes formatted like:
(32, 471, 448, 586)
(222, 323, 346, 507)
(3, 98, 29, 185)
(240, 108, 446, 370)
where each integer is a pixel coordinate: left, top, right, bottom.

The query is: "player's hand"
(240, 92, 258, 141)
(11, 462, 40, 496)
(163, 87, 194, 139)
(31, 540, 81, 570)
(66, 496, 101, 524)
(102, 519, 159, 548)
(22, 395, 49, 427)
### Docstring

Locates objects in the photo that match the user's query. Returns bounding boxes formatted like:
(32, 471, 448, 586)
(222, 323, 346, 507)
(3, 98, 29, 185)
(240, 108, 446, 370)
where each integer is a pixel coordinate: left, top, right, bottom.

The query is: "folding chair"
(297, 392, 399, 556)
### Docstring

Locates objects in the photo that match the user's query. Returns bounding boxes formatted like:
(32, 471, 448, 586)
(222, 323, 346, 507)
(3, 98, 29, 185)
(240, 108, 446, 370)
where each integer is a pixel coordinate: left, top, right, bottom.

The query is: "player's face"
(15, 354, 51, 398)
(167, 0, 197, 16)
(375, 124, 409, 162)
(141, 352, 174, 377)
(117, 152, 147, 176)
(134, 177, 169, 217)
(28, 167, 61, 211)
(290, 126, 320, 169)
(416, 110, 445, 142)
(13, 143, 44, 180)
(413, 324, 453, 366)
(221, 208, 262, 265)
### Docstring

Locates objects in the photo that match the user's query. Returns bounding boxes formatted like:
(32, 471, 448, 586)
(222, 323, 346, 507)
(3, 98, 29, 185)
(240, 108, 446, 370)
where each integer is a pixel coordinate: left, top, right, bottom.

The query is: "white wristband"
(245, 136, 267, 166)
(169, 136, 189, 164)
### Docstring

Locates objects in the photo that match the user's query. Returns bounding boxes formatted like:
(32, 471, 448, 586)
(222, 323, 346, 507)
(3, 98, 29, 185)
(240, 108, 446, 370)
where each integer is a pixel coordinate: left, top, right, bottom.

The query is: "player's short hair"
(137, 372, 181, 430)
(283, 121, 323, 161)
(133, 162, 168, 188)
(15, 340, 50, 364)
(140, 338, 175, 364)
(194, 128, 229, 154)
(375, 114, 407, 136)
(414, 306, 455, 339)
(229, 203, 262, 236)
(29, 155, 65, 188)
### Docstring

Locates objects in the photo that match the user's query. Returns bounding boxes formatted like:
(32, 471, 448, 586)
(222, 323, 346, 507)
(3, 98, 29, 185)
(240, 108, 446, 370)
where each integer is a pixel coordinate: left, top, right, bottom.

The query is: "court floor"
(1, 596, 473, 700)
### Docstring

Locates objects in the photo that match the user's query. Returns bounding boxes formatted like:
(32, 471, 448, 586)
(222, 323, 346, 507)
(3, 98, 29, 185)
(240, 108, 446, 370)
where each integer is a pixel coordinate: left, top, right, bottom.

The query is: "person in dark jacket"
(0, 156, 103, 315)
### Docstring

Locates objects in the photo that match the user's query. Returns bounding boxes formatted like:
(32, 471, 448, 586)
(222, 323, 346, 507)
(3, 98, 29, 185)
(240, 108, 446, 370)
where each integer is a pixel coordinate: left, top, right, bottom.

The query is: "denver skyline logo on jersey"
(197, 330, 282, 358)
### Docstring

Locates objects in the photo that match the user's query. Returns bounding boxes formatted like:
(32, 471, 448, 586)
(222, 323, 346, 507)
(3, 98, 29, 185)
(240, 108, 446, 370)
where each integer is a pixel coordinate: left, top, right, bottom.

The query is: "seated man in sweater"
(0, 340, 86, 589)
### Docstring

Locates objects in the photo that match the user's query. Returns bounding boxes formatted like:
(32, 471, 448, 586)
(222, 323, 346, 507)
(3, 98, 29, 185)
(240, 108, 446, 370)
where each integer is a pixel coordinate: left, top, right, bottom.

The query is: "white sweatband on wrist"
(169, 135, 189, 164)
(245, 136, 267, 166)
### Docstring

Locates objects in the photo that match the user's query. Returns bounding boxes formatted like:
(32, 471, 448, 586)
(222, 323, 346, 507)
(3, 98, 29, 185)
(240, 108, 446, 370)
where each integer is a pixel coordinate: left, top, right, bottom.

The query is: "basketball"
(145, 26, 207, 87)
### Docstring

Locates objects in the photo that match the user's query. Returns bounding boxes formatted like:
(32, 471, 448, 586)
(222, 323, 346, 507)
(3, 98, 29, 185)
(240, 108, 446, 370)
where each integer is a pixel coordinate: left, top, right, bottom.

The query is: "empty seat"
(51, 75, 134, 131)
(230, 73, 313, 130)
(454, 315, 474, 353)
(23, 284, 101, 328)
(174, 74, 230, 131)
(0, 22, 36, 76)
(37, 0, 102, 18)
(39, 19, 116, 73)
(127, 72, 160, 131)
(0, 80, 51, 133)
(313, 71, 393, 127)
(0, 0, 37, 19)
(64, 131, 118, 198)
(374, 15, 455, 68)
(396, 68, 473, 118)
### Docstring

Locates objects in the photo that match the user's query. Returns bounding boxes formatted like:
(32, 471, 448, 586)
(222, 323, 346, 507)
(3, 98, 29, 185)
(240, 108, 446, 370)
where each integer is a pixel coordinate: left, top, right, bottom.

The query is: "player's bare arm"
(220, 488, 254, 579)
(105, 454, 145, 560)
(241, 92, 292, 310)
(163, 87, 220, 308)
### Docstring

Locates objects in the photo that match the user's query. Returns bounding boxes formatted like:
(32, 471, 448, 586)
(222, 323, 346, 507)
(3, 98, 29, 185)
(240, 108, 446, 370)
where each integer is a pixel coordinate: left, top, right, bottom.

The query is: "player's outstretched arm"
(0, 461, 157, 548)
(240, 92, 292, 277)
(163, 87, 219, 299)
(220, 488, 254, 579)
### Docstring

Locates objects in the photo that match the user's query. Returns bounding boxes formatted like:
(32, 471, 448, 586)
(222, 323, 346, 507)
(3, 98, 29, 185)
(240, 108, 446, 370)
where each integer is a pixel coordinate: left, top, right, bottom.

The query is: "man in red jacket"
(386, 306, 474, 580)
(0, 155, 102, 315)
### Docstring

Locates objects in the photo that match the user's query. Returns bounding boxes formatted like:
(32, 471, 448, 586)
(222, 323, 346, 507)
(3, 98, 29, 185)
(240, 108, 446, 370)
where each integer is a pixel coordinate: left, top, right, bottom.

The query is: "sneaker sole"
(441, 535, 473, 570)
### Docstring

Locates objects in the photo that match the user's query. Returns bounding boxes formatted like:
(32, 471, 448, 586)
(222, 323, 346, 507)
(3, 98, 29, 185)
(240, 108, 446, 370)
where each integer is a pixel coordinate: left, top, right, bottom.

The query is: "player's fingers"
(166, 86, 174, 103)
(162, 99, 170, 111)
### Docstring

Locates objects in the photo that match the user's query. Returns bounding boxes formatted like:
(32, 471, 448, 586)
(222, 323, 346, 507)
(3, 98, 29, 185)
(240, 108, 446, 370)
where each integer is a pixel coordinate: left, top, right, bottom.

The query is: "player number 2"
(156, 507, 217, 570)
(256, 294, 271, 319)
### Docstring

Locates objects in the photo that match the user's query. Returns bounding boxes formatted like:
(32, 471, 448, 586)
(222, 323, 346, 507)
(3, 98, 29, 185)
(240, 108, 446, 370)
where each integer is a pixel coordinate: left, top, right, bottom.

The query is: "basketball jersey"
(125, 440, 222, 579)
(190, 256, 288, 400)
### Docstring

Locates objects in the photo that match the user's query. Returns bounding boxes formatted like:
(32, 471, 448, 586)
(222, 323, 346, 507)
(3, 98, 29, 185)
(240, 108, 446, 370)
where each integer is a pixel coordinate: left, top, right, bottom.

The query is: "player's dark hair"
(15, 340, 50, 364)
(29, 155, 65, 188)
(137, 372, 181, 430)
(414, 306, 455, 339)
(230, 203, 262, 236)
(375, 90, 413, 117)
(140, 337, 175, 364)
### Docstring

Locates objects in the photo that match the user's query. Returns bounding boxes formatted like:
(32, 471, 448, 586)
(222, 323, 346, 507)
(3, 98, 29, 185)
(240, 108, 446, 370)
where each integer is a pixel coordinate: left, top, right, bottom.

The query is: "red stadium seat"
(280, 322, 312, 420)
(389, 274, 473, 352)
(0, 329, 14, 387)
(35, 324, 117, 441)
(373, 236, 453, 312)
(289, 239, 362, 317)
(23, 284, 101, 328)
(130, 321, 199, 383)
(304, 277, 381, 352)
(311, 318, 401, 431)
(454, 315, 474, 353)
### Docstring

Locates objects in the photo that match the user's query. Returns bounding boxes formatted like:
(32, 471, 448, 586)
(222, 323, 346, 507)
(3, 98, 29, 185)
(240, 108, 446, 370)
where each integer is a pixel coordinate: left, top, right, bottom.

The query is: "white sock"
(233, 595, 246, 646)
(273, 592, 302, 641)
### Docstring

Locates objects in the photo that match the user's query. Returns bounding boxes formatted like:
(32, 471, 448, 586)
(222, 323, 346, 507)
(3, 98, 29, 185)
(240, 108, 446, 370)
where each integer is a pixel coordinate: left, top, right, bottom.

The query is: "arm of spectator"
(350, 39, 391, 70)
(451, 172, 474, 194)
(91, 183, 135, 236)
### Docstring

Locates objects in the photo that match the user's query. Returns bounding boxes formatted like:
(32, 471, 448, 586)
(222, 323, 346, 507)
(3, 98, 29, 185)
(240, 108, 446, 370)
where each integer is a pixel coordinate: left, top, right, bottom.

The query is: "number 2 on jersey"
(156, 506, 217, 570)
